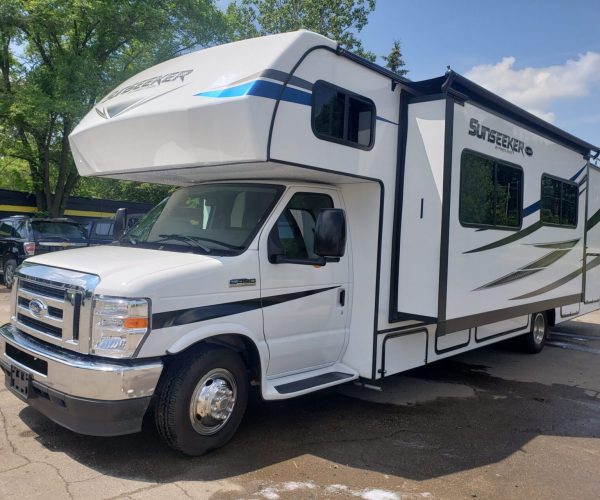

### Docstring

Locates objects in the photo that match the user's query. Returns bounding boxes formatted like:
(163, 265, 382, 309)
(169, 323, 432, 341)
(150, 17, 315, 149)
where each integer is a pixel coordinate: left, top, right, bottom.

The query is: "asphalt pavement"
(0, 288, 599, 499)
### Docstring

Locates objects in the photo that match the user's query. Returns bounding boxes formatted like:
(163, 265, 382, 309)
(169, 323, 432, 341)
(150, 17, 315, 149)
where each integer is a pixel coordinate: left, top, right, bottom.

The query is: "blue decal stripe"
(376, 116, 398, 125)
(196, 79, 312, 106)
(197, 79, 396, 125)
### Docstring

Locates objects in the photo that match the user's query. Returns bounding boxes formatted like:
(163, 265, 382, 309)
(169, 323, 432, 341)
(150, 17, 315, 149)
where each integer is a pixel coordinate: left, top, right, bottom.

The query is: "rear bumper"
(0, 323, 163, 436)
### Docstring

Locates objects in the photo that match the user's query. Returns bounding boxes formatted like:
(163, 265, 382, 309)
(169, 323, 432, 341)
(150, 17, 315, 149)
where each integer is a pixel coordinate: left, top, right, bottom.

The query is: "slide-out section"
(394, 98, 446, 320)
(584, 165, 600, 303)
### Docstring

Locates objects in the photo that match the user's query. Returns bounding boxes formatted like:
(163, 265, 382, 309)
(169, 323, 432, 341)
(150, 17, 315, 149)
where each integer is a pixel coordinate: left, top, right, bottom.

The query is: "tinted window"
(541, 175, 578, 227)
(0, 221, 13, 237)
(312, 82, 374, 149)
(12, 221, 28, 239)
(93, 222, 114, 236)
(459, 151, 523, 229)
(32, 222, 88, 241)
(273, 193, 334, 262)
(313, 85, 345, 140)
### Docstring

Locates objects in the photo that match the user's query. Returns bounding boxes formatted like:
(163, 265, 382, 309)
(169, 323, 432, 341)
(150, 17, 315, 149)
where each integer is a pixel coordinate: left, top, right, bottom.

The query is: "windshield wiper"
(155, 234, 211, 253)
(186, 236, 243, 250)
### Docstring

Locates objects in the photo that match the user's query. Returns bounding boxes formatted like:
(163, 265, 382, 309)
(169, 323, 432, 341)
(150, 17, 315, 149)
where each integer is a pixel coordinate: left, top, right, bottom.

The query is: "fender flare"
(165, 322, 269, 377)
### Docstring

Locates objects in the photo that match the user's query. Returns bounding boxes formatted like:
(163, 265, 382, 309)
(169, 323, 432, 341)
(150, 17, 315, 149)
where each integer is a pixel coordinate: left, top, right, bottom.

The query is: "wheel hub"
(533, 314, 545, 344)
(196, 379, 235, 420)
(190, 369, 237, 435)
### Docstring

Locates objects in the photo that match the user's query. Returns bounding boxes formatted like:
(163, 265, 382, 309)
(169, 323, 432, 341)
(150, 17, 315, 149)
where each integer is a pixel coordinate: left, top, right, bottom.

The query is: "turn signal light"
(123, 317, 149, 329)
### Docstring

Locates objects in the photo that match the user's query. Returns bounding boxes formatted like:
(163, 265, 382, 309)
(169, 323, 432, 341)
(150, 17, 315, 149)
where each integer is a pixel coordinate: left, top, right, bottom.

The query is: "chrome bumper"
(0, 324, 162, 401)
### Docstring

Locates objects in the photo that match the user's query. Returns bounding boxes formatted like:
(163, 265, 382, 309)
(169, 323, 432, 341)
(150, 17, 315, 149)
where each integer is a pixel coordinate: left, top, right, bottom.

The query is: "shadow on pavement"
(18, 349, 600, 483)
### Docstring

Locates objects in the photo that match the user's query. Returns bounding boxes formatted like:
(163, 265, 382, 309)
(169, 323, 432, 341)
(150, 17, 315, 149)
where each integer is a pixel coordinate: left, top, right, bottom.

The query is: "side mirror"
(113, 208, 128, 240)
(314, 209, 347, 258)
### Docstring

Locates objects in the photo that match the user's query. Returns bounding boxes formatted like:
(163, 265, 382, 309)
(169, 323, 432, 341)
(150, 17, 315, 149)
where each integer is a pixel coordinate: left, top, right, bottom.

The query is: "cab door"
(259, 187, 350, 376)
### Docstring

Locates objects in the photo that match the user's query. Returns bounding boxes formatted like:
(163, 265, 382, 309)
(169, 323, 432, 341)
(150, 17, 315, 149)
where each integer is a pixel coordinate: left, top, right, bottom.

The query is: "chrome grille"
(19, 279, 67, 300)
(12, 263, 99, 354)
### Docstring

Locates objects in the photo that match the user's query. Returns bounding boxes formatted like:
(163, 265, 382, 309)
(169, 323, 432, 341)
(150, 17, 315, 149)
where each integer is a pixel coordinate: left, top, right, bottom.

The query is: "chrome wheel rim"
(189, 368, 237, 435)
(533, 314, 546, 344)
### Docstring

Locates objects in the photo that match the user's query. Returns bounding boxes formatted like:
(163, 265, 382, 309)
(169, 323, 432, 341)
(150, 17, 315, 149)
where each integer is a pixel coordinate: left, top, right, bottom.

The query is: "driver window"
(273, 192, 333, 262)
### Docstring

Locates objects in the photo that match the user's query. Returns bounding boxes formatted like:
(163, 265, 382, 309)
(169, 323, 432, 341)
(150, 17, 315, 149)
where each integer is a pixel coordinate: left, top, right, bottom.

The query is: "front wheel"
(154, 347, 249, 456)
(3, 259, 17, 289)
(520, 312, 548, 354)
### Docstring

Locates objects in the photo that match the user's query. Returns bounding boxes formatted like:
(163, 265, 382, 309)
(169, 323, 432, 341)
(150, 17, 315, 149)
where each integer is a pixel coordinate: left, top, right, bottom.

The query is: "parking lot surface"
(0, 287, 599, 499)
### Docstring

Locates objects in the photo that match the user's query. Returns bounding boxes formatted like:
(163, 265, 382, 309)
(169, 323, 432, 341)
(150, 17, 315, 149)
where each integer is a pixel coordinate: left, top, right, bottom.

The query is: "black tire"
(3, 259, 17, 289)
(520, 312, 548, 354)
(154, 346, 249, 456)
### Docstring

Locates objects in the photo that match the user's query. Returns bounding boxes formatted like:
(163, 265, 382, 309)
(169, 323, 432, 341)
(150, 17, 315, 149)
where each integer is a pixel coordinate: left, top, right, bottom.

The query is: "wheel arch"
(165, 324, 266, 385)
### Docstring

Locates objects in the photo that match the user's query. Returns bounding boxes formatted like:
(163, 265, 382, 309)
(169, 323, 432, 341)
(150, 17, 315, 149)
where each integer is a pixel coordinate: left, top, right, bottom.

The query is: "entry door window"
(273, 193, 333, 262)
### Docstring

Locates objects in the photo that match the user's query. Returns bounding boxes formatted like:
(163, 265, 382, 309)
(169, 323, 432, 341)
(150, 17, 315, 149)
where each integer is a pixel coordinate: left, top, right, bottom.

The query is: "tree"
(226, 0, 377, 61)
(0, 0, 227, 217)
(382, 40, 408, 77)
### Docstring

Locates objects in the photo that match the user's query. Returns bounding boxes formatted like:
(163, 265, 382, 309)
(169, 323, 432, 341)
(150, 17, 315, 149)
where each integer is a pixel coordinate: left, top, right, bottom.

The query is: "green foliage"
(0, 0, 227, 216)
(226, 0, 377, 61)
(382, 39, 408, 77)
(0, 156, 32, 191)
(74, 177, 174, 205)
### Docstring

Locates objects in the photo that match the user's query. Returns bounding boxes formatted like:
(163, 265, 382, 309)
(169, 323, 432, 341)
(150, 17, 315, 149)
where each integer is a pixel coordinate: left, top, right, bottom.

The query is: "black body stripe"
(464, 221, 543, 254)
(152, 286, 339, 329)
(586, 207, 600, 231)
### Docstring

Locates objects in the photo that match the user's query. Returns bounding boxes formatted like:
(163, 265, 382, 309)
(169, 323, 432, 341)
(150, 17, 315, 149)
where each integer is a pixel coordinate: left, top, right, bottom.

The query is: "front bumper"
(0, 323, 163, 436)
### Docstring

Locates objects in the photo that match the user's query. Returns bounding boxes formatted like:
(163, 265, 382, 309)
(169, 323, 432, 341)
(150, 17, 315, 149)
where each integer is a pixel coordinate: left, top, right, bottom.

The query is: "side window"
(459, 150, 523, 230)
(94, 222, 114, 236)
(312, 81, 375, 149)
(13, 221, 28, 239)
(541, 175, 578, 227)
(271, 193, 334, 263)
(0, 221, 14, 237)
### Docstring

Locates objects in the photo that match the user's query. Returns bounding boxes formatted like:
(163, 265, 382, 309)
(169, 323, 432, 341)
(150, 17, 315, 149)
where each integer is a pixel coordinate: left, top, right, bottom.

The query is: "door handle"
(338, 288, 346, 307)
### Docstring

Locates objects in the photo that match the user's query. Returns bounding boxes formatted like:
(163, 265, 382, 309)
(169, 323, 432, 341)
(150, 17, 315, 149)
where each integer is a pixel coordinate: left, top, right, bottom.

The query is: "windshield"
(122, 183, 283, 255)
(32, 221, 88, 242)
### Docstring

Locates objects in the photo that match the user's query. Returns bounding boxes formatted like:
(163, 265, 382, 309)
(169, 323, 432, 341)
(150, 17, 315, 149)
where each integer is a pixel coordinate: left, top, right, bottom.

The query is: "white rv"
(1, 31, 599, 455)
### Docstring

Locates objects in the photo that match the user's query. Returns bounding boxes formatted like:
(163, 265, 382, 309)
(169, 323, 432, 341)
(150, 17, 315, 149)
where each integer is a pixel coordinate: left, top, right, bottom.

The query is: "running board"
(275, 372, 354, 394)
(262, 364, 358, 400)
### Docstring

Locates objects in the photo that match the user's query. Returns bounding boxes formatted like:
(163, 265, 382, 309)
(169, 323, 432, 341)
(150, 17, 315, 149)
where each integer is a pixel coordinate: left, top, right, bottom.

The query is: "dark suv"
(0, 216, 89, 288)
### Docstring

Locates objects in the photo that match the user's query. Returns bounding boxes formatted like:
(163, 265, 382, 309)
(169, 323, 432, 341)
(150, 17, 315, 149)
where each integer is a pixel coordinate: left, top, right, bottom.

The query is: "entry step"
(275, 371, 354, 394)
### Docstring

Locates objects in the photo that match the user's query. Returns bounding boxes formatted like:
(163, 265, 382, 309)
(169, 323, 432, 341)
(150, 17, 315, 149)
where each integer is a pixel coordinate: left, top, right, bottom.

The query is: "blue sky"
(362, 0, 600, 145)
(218, 0, 600, 146)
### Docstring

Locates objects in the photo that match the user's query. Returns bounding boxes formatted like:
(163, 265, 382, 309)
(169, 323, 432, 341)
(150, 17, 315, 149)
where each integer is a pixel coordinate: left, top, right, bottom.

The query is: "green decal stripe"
(464, 221, 542, 254)
(521, 248, 572, 271)
(531, 238, 580, 249)
(475, 269, 539, 290)
(510, 256, 600, 301)
(476, 248, 572, 290)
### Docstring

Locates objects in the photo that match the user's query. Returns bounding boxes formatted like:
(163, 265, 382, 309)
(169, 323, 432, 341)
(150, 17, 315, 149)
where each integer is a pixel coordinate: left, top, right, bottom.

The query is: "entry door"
(259, 188, 350, 376)
(585, 166, 600, 302)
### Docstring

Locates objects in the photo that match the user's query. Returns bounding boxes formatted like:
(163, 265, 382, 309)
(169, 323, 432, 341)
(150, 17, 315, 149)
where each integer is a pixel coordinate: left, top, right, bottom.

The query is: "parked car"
(84, 213, 145, 246)
(84, 219, 115, 245)
(0, 216, 89, 288)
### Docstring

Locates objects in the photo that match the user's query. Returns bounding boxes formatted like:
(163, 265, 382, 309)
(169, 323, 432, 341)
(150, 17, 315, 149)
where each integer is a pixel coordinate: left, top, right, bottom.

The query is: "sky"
(361, 0, 600, 146)
(218, 0, 600, 146)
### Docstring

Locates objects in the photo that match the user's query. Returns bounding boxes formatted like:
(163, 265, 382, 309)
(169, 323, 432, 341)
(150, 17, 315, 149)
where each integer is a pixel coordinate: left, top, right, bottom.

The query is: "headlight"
(91, 296, 150, 358)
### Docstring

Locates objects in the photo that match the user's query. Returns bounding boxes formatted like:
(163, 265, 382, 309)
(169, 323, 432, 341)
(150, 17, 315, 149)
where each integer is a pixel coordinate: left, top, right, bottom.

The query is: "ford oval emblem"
(29, 299, 47, 317)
